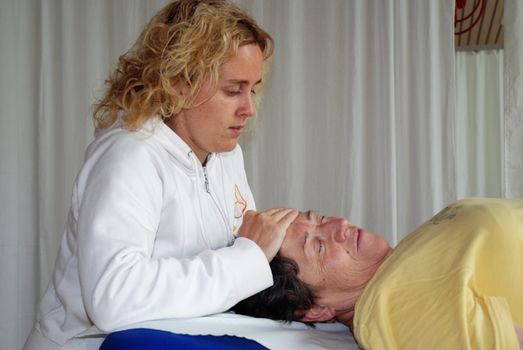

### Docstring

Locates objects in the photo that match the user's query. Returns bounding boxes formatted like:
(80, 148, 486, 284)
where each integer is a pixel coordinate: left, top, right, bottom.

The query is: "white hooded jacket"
(24, 117, 272, 349)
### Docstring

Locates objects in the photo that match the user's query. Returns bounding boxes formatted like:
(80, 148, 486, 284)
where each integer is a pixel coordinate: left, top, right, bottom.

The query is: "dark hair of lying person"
(230, 254, 316, 325)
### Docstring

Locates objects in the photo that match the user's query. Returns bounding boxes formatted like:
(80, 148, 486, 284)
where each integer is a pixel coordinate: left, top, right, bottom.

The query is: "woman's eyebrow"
(225, 78, 262, 86)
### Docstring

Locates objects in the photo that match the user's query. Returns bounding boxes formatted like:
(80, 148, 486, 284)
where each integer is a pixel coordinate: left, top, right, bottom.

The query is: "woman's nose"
(239, 94, 256, 118)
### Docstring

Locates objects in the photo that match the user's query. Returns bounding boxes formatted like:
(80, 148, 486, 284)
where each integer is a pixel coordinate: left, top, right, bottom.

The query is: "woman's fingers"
(238, 208, 299, 261)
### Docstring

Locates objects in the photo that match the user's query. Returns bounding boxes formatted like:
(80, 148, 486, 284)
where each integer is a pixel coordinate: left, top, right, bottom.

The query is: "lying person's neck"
(333, 292, 361, 330)
(335, 307, 355, 330)
(335, 247, 395, 330)
(335, 284, 366, 331)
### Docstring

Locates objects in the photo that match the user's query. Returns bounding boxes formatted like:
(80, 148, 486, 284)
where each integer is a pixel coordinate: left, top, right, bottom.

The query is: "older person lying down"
(232, 198, 523, 349)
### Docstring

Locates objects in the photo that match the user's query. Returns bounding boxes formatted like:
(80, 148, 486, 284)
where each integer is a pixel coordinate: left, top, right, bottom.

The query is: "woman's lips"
(229, 126, 244, 137)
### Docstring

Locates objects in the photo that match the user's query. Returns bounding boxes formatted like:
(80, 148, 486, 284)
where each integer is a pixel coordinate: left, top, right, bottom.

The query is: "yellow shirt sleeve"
(354, 198, 523, 350)
(472, 295, 520, 350)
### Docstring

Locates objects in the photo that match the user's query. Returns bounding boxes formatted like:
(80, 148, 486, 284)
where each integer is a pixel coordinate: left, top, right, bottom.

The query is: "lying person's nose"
(328, 218, 350, 243)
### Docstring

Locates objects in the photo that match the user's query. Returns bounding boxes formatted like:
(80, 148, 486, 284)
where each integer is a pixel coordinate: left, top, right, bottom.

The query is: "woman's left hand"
(238, 208, 299, 261)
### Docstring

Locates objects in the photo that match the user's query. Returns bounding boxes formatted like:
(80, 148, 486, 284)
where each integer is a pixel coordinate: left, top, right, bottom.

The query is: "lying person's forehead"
(295, 210, 320, 222)
(289, 211, 312, 227)
(295, 210, 312, 221)
(305, 210, 323, 219)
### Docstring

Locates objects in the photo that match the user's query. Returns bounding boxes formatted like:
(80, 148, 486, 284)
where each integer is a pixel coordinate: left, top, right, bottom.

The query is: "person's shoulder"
(451, 196, 519, 206)
(450, 197, 523, 216)
(81, 127, 171, 182)
(89, 122, 168, 160)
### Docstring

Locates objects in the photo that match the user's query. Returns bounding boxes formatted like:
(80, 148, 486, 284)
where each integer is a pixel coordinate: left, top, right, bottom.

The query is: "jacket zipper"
(203, 164, 234, 244)
(203, 166, 211, 193)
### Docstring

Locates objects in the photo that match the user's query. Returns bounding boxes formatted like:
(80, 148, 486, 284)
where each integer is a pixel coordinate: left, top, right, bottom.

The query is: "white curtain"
(504, 0, 523, 197)
(241, 0, 456, 243)
(3, 0, 521, 349)
(455, 50, 504, 198)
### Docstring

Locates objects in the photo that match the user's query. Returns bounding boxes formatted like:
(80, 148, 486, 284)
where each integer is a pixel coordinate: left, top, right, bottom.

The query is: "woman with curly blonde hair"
(24, 1, 298, 349)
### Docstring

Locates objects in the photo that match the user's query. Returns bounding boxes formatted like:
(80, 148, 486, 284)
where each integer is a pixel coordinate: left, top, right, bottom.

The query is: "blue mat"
(100, 328, 268, 350)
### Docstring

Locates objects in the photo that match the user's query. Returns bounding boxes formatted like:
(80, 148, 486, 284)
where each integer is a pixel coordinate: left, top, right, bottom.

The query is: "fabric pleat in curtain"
(504, 0, 523, 197)
(2, 1, 42, 349)
(2, 0, 521, 349)
(455, 50, 504, 198)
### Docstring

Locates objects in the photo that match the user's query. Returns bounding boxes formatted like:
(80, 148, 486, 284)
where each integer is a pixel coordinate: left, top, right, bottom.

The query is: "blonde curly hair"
(93, 0, 273, 131)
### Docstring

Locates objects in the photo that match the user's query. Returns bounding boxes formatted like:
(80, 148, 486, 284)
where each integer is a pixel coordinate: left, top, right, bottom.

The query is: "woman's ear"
(171, 77, 188, 95)
(300, 304, 336, 323)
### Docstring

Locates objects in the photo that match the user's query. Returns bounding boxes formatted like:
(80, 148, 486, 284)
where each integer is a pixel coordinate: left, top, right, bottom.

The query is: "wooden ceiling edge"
(455, 0, 504, 48)
(455, 44, 504, 51)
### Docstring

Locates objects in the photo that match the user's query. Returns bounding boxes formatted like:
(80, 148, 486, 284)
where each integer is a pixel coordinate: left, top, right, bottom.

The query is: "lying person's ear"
(300, 305, 336, 323)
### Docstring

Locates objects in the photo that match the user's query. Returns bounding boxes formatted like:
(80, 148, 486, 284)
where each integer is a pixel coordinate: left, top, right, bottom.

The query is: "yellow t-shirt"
(353, 198, 523, 350)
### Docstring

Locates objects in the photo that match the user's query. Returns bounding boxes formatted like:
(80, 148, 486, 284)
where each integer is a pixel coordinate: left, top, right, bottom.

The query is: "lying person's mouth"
(355, 228, 362, 251)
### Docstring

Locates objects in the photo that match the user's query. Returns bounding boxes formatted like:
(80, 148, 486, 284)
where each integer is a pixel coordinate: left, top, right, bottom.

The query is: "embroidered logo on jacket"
(232, 184, 248, 233)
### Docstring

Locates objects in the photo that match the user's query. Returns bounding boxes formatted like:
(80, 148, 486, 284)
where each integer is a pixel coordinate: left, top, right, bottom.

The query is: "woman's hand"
(238, 208, 299, 261)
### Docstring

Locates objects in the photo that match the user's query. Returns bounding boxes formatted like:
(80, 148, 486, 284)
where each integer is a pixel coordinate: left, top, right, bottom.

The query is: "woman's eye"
(250, 89, 257, 95)
(226, 90, 241, 96)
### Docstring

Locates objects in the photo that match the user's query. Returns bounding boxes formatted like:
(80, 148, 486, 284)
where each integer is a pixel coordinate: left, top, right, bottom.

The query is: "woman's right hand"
(238, 208, 299, 261)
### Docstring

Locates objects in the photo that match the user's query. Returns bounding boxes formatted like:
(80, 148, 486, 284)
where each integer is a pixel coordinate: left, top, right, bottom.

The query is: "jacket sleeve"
(76, 143, 272, 332)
